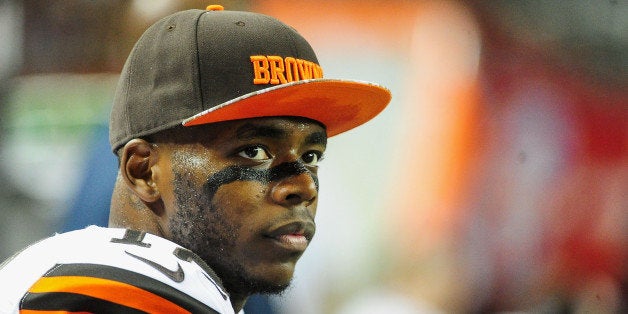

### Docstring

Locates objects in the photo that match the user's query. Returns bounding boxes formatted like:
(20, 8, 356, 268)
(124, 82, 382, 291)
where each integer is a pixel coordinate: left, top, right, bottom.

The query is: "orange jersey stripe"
(28, 276, 190, 314)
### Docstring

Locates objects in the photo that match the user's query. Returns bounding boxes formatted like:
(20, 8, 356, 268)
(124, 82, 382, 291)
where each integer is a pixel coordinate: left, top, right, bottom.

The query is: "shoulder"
(0, 226, 234, 314)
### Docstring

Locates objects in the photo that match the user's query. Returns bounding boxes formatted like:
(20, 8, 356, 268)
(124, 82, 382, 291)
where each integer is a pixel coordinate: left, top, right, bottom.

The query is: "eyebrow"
(236, 124, 287, 140)
(305, 131, 327, 146)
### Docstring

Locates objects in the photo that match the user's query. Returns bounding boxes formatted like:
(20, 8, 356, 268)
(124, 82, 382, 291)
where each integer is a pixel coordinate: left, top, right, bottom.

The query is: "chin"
(229, 274, 293, 296)
(217, 260, 296, 296)
(242, 262, 297, 294)
(254, 279, 292, 295)
(259, 263, 296, 286)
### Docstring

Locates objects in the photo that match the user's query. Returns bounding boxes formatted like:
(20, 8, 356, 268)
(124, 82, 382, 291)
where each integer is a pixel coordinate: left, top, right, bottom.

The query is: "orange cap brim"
(182, 79, 391, 137)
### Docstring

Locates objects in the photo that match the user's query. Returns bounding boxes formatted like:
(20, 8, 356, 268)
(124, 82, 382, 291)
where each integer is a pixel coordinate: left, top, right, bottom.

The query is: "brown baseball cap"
(109, 5, 391, 153)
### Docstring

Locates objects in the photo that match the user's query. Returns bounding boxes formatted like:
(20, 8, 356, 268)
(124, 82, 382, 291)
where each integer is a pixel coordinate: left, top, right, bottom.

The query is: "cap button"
(206, 4, 224, 11)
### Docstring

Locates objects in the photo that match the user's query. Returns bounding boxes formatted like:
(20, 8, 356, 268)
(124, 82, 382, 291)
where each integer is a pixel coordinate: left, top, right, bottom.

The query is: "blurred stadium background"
(0, 0, 625, 313)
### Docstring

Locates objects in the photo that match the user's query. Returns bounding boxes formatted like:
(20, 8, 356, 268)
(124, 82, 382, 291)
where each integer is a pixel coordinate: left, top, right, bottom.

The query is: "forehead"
(233, 117, 326, 141)
(161, 116, 327, 146)
(232, 116, 324, 131)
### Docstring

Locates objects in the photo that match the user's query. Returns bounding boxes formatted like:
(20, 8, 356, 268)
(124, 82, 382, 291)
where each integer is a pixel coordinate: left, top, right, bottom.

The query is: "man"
(0, 5, 390, 313)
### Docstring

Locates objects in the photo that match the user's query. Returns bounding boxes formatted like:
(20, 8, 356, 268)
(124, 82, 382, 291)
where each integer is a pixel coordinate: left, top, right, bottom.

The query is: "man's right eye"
(238, 146, 272, 160)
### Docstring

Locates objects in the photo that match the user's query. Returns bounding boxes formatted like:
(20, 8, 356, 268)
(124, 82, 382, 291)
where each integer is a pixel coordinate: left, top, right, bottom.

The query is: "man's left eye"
(238, 146, 271, 160)
(301, 151, 323, 165)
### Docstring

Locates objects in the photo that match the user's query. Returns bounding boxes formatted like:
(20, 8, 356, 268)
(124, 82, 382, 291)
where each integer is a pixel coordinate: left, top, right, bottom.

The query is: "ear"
(119, 139, 161, 203)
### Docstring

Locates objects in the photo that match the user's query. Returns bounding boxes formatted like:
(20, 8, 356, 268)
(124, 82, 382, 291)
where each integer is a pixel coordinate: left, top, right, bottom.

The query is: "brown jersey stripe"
(27, 276, 190, 313)
(21, 311, 92, 314)
(21, 291, 146, 313)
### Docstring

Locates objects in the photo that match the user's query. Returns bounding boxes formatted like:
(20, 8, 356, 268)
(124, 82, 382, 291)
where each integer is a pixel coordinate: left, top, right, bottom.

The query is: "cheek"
(169, 150, 223, 210)
(175, 151, 215, 170)
(308, 199, 318, 218)
(210, 181, 272, 246)
(171, 148, 223, 185)
(172, 171, 211, 212)
(211, 181, 269, 216)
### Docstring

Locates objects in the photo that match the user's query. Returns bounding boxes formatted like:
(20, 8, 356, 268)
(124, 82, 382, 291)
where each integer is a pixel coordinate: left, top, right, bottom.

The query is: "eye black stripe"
(203, 162, 318, 201)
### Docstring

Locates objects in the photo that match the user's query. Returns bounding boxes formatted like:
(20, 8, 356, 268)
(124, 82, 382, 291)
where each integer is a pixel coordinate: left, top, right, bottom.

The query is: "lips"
(265, 221, 315, 252)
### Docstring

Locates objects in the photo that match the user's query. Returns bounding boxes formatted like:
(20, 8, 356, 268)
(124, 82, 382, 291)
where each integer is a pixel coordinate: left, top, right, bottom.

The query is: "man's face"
(155, 117, 326, 295)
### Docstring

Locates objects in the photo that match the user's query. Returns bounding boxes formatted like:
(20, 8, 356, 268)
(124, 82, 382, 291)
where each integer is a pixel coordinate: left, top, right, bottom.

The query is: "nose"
(271, 171, 318, 207)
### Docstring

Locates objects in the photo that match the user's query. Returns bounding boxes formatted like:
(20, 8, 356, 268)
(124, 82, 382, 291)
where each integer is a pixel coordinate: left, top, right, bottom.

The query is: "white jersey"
(0, 226, 240, 314)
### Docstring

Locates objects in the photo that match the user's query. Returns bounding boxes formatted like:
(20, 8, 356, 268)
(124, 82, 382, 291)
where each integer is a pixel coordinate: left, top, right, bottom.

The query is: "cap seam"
(195, 11, 206, 111)
(288, 29, 301, 60)
(122, 45, 135, 141)
(276, 17, 300, 60)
